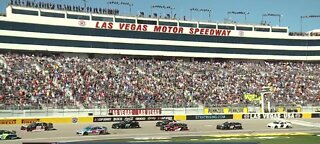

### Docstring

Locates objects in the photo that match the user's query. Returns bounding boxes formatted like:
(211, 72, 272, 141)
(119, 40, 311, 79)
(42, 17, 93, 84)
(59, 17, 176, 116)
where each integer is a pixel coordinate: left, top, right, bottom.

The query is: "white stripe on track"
(287, 119, 320, 128)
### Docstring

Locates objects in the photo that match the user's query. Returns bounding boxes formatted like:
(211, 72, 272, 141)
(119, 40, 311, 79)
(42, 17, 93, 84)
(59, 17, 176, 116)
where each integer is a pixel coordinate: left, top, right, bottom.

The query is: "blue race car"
(0, 130, 18, 140)
(76, 126, 108, 136)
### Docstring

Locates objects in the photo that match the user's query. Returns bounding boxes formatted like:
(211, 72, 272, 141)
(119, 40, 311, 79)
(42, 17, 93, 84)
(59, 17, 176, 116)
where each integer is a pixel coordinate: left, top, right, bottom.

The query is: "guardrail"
(0, 116, 93, 125)
(1, 112, 319, 125)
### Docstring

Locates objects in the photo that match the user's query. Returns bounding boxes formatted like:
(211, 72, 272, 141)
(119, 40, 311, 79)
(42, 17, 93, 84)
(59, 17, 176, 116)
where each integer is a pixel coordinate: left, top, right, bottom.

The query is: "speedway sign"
(95, 22, 232, 36)
(108, 108, 161, 116)
(242, 113, 302, 119)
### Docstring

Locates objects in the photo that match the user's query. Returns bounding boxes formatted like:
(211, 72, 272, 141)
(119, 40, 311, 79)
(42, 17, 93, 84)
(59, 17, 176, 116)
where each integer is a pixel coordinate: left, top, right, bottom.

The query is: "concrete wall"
(1, 106, 319, 118)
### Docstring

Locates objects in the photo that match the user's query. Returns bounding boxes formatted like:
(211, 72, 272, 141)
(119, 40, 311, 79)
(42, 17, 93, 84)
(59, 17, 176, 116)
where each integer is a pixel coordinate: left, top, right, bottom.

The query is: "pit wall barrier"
(206, 106, 313, 114)
(1, 113, 319, 125)
(0, 116, 93, 125)
(239, 113, 306, 120)
(184, 113, 317, 121)
(186, 114, 233, 120)
(92, 115, 175, 122)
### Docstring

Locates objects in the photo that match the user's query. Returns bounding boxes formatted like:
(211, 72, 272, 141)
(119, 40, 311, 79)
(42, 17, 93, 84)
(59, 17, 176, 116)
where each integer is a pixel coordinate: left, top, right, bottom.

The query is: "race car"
(112, 119, 140, 129)
(216, 122, 243, 130)
(76, 126, 109, 136)
(0, 130, 18, 140)
(21, 122, 54, 132)
(160, 121, 180, 130)
(162, 122, 189, 131)
(267, 121, 292, 129)
(156, 120, 177, 127)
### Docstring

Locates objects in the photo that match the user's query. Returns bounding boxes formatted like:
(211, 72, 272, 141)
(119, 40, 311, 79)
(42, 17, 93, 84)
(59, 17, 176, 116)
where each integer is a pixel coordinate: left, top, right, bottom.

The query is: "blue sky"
(1, 0, 319, 32)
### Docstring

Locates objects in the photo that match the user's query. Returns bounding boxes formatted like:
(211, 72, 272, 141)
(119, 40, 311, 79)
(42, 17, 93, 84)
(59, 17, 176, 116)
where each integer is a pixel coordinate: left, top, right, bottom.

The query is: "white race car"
(267, 121, 292, 129)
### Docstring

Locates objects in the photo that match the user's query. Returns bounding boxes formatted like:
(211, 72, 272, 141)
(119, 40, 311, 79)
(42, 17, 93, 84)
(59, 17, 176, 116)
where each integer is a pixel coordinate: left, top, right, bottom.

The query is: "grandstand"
(0, 0, 320, 117)
(0, 53, 320, 111)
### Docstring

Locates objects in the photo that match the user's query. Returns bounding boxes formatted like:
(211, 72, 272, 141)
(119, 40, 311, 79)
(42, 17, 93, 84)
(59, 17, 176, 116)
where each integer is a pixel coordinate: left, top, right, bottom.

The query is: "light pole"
(120, 2, 133, 15)
(151, 5, 175, 19)
(227, 11, 250, 23)
(190, 8, 212, 21)
(83, 0, 87, 8)
(300, 15, 320, 32)
(262, 13, 282, 26)
(107, 1, 118, 9)
(107, 1, 133, 15)
(260, 86, 272, 113)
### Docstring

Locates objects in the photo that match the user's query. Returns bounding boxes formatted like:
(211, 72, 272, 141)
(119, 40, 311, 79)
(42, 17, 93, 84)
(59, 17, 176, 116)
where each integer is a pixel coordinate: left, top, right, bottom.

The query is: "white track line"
(288, 120, 320, 128)
(9, 130, 262, 142)
(16, 128, 320, 143)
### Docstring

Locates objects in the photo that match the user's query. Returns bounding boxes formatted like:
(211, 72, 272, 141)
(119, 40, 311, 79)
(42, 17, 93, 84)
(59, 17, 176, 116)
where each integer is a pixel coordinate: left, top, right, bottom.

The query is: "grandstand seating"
(0, 53, 320, 110)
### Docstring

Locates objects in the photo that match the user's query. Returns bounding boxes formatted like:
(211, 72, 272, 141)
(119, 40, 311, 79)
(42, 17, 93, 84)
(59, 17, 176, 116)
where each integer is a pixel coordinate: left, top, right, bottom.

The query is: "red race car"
(163, 122, 189, 131)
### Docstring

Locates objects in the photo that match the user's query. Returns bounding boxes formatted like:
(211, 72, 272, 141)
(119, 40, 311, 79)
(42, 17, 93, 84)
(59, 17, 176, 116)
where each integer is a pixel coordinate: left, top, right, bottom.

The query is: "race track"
(1, 119, 320, 144)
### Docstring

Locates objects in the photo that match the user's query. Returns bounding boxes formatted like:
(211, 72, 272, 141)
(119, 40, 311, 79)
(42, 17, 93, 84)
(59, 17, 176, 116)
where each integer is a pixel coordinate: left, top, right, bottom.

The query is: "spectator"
(1, 53, 320, 110)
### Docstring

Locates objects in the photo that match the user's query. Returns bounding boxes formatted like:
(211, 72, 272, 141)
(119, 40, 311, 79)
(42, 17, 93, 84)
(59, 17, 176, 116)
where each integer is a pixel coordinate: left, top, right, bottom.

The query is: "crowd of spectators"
(1, 53, 320, 110)
(10, 0, 119, 15)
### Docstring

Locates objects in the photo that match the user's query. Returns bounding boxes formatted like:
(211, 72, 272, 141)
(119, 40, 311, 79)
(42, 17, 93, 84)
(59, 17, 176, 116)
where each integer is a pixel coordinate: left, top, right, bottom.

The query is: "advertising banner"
(187, 114, 233, 120)
(242, 113, 303, 119)
(311, 113, 320, 118)
(0, 119, 17, 125)
(21, 118, 40, 124)
(93, 115, 174, 122)
(108, 108, 161, 116)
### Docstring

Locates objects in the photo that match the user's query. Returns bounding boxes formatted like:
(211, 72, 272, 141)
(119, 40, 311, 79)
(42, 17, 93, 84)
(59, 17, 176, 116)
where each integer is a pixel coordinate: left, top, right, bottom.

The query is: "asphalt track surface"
(1, 119, 320, 144)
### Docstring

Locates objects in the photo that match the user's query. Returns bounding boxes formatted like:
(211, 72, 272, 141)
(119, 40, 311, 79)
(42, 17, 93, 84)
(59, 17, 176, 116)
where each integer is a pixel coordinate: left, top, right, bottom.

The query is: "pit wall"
(0, 117, 93, 125)
(1, 113, 319, 125)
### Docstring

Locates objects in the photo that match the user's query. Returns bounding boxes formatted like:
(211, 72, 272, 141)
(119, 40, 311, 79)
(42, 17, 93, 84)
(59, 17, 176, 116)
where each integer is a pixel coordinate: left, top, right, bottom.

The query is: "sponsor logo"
(72, 117, 78, 123)
(187, 114, 233, 120)
(93, 117, 112, 122)
(93, 116, 174, 122)
(21, 119, 40, 124)
(160, 116, 173, 120)
(242, 113, 303, 119)
(311, 113, 320, 118)
(242, 114, 251, 119)
(108, 108, 161, 116)
(78, 20, 86, 26)
(135, 117, 146, 121)
(208, 108, 223, 114)
(147, 116, 157, 120)
(195, 115, 227, 120)
(113, 117, 123, 121)
(0, 119, 16, 125)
